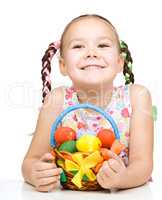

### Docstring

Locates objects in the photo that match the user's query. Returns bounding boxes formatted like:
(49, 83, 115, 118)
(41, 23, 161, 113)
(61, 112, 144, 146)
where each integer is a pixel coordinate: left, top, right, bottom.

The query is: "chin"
(73, 79, 108, 90)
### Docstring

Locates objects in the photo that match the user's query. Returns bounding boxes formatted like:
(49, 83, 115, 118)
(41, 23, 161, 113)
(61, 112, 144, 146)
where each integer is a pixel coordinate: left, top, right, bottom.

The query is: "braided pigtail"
(120, 40, 134, 85)
(41, 41, 60, 103)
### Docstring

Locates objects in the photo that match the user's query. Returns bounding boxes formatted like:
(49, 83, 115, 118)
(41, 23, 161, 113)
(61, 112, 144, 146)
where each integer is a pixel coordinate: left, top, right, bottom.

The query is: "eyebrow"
(68, 36, 113, 46)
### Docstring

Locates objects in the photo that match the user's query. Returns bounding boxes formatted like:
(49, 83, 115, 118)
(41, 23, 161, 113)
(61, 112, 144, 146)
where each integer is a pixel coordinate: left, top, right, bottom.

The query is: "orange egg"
(97, 128, 115, 148)
(54, 127, 76, 145)
(110, 140, 125, 155)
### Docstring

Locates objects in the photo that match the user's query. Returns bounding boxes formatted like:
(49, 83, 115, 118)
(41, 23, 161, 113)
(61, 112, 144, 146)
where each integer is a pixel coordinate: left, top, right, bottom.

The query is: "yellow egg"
(76, 134, 101, 153)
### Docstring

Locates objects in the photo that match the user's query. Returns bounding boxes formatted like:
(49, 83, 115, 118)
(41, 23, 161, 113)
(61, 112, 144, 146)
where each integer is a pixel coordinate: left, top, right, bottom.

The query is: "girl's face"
(59, 17, 124, 88)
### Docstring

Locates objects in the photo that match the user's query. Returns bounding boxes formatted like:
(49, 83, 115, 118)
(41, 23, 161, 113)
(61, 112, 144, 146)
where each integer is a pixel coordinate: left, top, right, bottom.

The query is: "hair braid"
(41, 42, 59, 103)
(120, 40, 134, 85)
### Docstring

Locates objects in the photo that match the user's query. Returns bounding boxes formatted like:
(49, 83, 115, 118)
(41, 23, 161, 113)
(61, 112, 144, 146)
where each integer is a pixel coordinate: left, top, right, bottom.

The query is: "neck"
(73, 83, 114, 109)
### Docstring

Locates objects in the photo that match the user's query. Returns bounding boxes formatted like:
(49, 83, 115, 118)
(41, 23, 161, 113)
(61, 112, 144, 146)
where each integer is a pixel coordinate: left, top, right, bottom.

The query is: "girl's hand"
(31, 153, 62, 192)
(96, 151, 126, 189)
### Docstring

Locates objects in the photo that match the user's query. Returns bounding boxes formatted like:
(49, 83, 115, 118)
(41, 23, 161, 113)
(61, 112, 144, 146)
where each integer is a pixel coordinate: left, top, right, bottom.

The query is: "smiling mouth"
(81, 65, 106, 70)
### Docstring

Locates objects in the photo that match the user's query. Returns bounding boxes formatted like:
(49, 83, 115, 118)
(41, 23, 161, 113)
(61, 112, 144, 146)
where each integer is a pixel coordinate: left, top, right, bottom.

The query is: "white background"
(0, 0, 161, 193)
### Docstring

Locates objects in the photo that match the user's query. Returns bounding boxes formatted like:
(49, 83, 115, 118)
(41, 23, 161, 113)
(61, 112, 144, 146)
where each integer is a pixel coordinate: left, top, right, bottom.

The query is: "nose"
(84, 47, 99, 59)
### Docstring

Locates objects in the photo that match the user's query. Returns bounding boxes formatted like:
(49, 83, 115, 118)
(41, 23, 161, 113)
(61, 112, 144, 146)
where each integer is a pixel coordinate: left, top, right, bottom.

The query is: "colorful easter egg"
(58, 140, 77, 153)
(110, 140, 125, 155)
(97, 128, 115, 148)
(76, 134, 101, 153)
(55, 127, 76, 145)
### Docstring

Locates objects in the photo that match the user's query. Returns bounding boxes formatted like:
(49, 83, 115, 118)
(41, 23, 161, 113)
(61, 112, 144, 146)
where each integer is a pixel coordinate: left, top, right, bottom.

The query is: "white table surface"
(0, 179, 161, 200)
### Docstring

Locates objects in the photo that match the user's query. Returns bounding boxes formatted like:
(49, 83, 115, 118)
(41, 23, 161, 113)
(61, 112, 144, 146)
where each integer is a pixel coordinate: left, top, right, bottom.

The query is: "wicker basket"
(50, 103, 121, 191)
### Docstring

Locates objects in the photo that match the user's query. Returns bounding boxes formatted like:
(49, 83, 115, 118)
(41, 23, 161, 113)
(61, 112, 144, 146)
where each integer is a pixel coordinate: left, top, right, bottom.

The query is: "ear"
(59, 58, 68, 76)
(116, 54, 124, 73)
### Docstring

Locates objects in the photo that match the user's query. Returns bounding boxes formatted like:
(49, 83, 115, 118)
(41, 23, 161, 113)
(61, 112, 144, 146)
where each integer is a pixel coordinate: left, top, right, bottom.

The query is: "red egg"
(54, 127, 76, 145)
(97, 128, 115, 148)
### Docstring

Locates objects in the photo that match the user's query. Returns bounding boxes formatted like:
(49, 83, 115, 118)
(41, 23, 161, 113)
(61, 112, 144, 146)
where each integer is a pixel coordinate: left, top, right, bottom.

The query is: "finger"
(96, 173, 107, 189)
(36, 168, 62, 178)
(108, 159, 125, 173)
(40, 153, 55, 162)
(97, 164, 113, 189)
(99, 161, 116, 178)
(34, 162, 56, 171)
(36, 182, 58, 192)
(107, 150, 126, 167)
(37, 176, 59, 187)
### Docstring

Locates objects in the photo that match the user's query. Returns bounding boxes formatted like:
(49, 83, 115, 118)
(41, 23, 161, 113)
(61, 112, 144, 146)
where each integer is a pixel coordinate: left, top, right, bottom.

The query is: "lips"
(80, 65, 106, 70)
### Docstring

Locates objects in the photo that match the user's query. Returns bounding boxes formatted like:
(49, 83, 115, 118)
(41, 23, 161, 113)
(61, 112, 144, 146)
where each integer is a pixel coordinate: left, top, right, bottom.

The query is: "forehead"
(63, 17, 117, 44)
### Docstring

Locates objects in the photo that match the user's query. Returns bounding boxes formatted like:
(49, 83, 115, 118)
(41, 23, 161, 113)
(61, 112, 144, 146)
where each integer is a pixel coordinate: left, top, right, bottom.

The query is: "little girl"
(22, 14, 154, 192)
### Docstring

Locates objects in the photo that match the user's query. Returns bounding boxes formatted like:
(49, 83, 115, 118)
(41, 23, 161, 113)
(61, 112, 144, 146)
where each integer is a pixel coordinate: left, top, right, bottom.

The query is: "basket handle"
(50, 103, 120, 147)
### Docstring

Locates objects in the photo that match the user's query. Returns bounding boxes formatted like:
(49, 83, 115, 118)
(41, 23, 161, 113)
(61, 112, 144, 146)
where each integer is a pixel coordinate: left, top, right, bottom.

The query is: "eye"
(98, 44, 110, 48)
(72, 45, 84, 49)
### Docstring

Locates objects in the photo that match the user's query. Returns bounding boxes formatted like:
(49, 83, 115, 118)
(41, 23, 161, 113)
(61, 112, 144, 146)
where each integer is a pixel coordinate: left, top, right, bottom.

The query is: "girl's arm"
(115, 84, 154, 188)
(22, 87, 64, 190)
(97, 84, 154, 189)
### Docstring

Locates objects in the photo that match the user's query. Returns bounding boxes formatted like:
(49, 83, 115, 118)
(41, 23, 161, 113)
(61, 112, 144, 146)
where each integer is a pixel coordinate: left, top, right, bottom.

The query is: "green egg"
(58, 140, 77, 153)
(60, 170, 67, 183)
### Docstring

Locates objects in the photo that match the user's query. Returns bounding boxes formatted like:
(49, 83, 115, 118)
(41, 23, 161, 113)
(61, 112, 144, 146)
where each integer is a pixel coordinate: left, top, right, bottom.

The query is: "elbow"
(141, 161, 153, 184)
(21, 158, 27, 181)
(21, 158, 31, 183)
(130, 159, 153, 186)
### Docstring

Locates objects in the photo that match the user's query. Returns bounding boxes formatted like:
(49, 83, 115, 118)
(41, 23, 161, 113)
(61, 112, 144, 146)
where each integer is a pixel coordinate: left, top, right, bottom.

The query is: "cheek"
(103, 51, 120, 66)
(65, 52, 80, 67)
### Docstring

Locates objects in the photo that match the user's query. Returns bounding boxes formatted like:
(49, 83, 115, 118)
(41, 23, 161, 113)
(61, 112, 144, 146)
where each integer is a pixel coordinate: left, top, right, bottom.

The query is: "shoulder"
(44, 86, 64, 103)
(129, 84, 152, 112)
(41, 86, 65, 113)
(129, 84, 152, 102)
